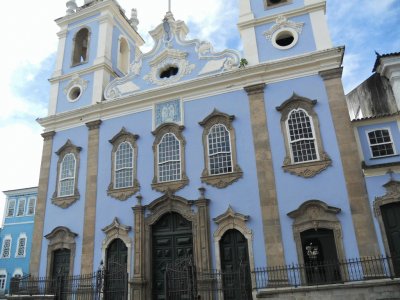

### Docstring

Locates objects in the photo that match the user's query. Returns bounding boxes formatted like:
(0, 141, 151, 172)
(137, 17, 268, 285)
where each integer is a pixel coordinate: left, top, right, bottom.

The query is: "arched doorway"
(51, 249, 71, 279)
(152, 212, 193, 300)
(105, 238, 128, 300)
(219, 229, 252, 300)
(300, 228, 341, 284)
(381, 202, 400, 275)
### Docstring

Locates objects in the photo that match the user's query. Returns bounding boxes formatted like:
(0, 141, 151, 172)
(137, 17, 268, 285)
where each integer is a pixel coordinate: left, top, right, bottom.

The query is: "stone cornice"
(238, 1, 326, 30)
(56, 0, 144, 46)
(319, 67, 343, 80)
(38, 47, 344, 131)
(49, 61, 115, 83)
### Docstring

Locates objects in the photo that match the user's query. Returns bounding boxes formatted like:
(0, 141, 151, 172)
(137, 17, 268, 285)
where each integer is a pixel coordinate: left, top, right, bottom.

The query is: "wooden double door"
(381, 202, 400, 275)
(152, 212, 193, 300)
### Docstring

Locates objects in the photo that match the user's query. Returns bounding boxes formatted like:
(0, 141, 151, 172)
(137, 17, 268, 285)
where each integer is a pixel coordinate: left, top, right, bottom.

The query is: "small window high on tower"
(72, 28, 90, 66)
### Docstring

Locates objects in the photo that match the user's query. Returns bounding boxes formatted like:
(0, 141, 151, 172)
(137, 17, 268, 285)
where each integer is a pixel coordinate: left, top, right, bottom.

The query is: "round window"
(68, 86, 82, 102)
(271, 28, 298, 50)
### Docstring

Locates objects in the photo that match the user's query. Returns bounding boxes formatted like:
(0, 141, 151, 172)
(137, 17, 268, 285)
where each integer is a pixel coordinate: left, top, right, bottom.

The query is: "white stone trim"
(264, 16, 304, 50)
(365, 128, 397, 158)
(39, 47, 344, 131)
(64, 74, 89, 102)
(309, 9, 332, 50)
(240, 27, 260, 65)
(15, 233, 27, 258)
(1, 235, 12, 259)
(271, 27, 299, 50)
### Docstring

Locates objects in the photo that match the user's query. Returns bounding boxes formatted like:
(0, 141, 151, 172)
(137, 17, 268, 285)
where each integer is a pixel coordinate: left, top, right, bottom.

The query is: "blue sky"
(0, 0, 399, 224)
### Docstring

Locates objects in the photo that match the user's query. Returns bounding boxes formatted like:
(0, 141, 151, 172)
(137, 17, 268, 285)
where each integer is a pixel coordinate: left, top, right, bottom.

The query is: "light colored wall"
(249, 0, 304, 19)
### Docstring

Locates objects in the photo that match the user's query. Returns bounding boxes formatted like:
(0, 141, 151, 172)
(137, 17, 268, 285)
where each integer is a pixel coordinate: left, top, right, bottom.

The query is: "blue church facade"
(28, 0, 400, 299)
(0, 187, 37, 296)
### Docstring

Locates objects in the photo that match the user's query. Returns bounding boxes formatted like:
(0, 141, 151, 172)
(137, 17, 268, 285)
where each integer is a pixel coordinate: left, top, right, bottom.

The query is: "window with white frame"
(287, 109, 318, 163)
(158, 133, 181, 182)
(15, 234, 27, 258)
(367, 129, 395, 158)
(6, 199, 16, 217)
(59, 153, 76, 197)
(52, 140, 81, 208)
(115, 142, 134, 188)
(151, 123, 188, 193)
(276, 94, 331, 178)
(208, 124, 233, 175)
(16, 198, 26, 216)
(0, 271, 6, 291)
(1, 236, 12, 258)
(107, 128, 140, 200)
(27, 197, 36, 215)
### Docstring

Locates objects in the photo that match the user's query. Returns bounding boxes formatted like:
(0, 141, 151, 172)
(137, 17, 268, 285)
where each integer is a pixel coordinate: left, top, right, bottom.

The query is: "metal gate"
(165, 257, 197, 300)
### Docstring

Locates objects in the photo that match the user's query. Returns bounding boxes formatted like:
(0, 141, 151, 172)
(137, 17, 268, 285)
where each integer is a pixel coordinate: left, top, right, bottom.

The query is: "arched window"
(152, 123, 188, 193)
(207, 124, 232, 175)
(59, 153, 76, 197)
(52, 140, 82, 208)
(108, 128, 139, 200)
(72, 28, 90, 66)
(115, 142, 133, 188)
(118, 37, 130, 75)
(199, 110, 242, 188)
(286, 109, 318, 163)
(276, 94, 331, 178)
(158, 133, 181, 182)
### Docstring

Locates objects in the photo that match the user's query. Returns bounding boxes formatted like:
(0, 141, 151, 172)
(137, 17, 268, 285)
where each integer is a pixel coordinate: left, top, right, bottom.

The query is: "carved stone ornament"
(151, 123, 189, 193)
(107, 128, 140, 201)
(199, 109, 243, 188)
(103, 12, 240, 100)
(102, 217, 132, 238)
(143, 49, 195, 86)
(63, 74, 88, 102)
(263, 15, 304, 41)
(373, 180, 400, 217)
(52, 140, 82, 209)
(276, 93, 332, 178)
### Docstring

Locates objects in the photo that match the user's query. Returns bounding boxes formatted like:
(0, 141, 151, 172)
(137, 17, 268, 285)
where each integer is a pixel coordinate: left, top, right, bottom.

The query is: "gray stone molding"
(199, 109, 243, 188)
(142, 192, 211, 298)
(288, 200, 345, 269)
(52, 140, 82, 208)
(151, 123, 188, 193)
(44, 226, 77, 277)
(373, 180, 400, 259)
(107, 128, 140, 200)
(245, 83, 286, 267)
(132, 197, 146, 300)
(30, 131, 56, 276)
(321, 69, 381, 257)
(276, 93, 332, 178)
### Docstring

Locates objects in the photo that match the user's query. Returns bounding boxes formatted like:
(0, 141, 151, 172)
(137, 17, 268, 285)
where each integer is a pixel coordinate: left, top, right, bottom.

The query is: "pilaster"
(245, 83, 286, 267)
(30, 131, 56, 276)
(320, 67, 380, 257)
(132, 196, 146, 300)
(80, 120, 102, 274)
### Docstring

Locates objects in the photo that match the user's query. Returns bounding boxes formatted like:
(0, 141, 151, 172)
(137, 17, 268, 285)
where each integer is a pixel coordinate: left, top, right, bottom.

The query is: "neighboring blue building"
(28, 0, 400, 299)
(347, 52, 400, 272)
(0, 187, 37, 296)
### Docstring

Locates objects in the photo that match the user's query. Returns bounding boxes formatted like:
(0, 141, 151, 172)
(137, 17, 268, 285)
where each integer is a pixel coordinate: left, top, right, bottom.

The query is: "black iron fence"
(254, 255, 398, 289)
(9, 264, 127, 300)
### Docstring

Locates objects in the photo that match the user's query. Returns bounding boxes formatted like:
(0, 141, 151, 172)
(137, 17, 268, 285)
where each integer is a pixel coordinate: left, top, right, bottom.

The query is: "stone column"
(80, 120, 102, 274)
(194, 191, 212, 300)
(132, 195, 146, 300)
(30, 131, 56, 276)
(245, 83, 286, 267)
(320, 68, 380, 257)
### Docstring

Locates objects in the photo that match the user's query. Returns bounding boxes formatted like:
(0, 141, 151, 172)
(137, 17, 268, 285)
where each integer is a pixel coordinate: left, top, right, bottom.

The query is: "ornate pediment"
(102, 218, 131, 236)
(264, 15, 304, 40)
(374, 180, 400, 216)
(104, 12, 240, 100)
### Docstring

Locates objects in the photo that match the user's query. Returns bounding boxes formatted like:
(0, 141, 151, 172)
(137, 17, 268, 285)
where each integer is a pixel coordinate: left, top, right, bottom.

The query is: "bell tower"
(48, 0, 144, 116)
(238, 0, 332, 65)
